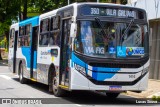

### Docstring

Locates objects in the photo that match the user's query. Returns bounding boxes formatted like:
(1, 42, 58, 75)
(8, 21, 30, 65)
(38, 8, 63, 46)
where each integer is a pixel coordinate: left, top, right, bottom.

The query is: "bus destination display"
(81, 6, 137, 18)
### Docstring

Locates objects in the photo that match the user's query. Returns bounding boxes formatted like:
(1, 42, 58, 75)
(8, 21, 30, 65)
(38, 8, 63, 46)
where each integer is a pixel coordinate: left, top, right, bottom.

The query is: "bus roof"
(39, 2, 146, 20)
(39, 9, 58, 20)
(76, 2, 145, 11)
(19, 16, 39, 27)
(10, 23, 19, 31)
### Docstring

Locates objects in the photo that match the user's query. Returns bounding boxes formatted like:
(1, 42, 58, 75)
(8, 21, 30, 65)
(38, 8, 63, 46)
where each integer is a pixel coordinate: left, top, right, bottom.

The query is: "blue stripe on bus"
(71, 52, 86, 68)
(92, 67, 120, 81)
(22, 47, 31, 68)
(71, 52, 121, 81)
(19, 16, 39, 27)
(93, 67, 120, 72)
(33, 51, 37, 69)
(92, 72, 116, 81)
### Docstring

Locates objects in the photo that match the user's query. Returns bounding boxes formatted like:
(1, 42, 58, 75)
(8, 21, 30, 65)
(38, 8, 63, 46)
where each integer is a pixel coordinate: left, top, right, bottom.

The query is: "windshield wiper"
(95, 17, 109, 39)
(120, 19, 134, 45)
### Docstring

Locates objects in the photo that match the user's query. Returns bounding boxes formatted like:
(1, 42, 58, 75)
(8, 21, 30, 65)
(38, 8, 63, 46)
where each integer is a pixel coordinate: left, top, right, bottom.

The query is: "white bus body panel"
(8, 23, 19, 72)
(70, 60, 149, 91)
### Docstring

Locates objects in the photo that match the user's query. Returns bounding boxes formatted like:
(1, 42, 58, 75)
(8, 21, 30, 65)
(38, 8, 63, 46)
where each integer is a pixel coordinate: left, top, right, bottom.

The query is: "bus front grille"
(89, 63, 141, 68)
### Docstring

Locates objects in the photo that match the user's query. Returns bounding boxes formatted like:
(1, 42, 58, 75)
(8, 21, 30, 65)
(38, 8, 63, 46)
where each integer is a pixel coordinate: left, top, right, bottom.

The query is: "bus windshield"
(74, 20, 149, 58)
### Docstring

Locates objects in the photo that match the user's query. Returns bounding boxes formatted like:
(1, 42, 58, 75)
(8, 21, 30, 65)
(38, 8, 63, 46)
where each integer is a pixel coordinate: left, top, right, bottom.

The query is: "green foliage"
(0, 37, 7, 49)
(152, 95, 157, 101)
(152, 95, 160, 102)
(28, 0, 67, 13)
(157, 96, 160, 102)
(0, 0, 20, 36)
(0, 21, 10, 35)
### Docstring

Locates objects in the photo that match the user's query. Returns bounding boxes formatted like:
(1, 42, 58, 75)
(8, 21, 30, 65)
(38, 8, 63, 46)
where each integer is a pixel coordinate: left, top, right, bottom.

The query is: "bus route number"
(129, 75, 135, 79)
(91, 8, 99, 15)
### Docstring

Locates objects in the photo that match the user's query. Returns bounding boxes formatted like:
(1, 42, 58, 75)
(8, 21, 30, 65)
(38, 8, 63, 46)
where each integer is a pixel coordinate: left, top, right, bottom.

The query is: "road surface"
(0, 63, 159, 107)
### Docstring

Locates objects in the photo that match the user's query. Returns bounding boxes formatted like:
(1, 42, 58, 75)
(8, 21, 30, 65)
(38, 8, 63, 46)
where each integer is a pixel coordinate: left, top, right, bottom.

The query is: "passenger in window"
(20, 28, 23, 35)
(42, 35, 48, 45)
(54, 32, 60, 46)
(24, 39, 28, 46)
(49, 36, 54, 45)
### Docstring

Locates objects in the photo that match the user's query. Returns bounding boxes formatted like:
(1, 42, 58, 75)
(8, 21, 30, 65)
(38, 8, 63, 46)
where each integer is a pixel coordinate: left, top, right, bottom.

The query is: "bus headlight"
(141, 67, 149, 76)
(74, 64, 86, 75)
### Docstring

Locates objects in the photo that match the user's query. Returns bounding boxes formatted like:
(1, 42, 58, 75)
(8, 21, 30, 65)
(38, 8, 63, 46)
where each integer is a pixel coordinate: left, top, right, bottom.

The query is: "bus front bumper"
(70, 69, 149, 92)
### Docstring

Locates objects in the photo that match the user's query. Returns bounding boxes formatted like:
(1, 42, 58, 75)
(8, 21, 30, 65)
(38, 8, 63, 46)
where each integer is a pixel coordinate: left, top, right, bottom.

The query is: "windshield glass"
(74, 20, 149, 58)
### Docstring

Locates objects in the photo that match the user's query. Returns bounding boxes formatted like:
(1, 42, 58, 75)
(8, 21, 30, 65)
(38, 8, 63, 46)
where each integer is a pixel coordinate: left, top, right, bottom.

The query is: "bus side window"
(39, 18, 50, 46)
(24, 24, 31, 46)
(18, 26, 25, 47)
(49, 16, 60, 46)
(9, 29, 15, 48)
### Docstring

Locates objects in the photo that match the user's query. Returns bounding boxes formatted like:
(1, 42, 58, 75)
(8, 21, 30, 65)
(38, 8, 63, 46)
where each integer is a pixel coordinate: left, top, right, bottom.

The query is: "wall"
(149, 20, 160, 80)
(127, 0, 160, 20)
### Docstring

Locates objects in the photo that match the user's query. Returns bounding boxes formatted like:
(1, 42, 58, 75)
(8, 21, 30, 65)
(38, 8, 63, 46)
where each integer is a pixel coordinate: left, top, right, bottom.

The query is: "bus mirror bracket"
(70, 23, 77, 38)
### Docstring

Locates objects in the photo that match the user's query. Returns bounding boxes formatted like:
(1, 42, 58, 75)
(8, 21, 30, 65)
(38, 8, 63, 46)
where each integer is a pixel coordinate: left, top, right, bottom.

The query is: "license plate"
(109, 86, 122, 91)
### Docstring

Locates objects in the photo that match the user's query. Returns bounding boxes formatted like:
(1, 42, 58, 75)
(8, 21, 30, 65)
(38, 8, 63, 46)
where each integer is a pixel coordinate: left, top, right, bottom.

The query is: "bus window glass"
(51, 16, 60, 30)
(39, 34, 49, 46)
(41, 19, 50, 32)
(9, 29, 15, 48)
(50, 16, 61, 46)
(75, 20, 148, 58)
(24, 25, 31, 46)
(39, 18, 50, 46)
(18, 26, 25, 47)
(49, 32, 60, 46)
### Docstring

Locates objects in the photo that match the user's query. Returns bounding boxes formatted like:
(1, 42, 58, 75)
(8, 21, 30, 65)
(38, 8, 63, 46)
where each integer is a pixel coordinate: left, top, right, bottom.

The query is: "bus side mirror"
(70, 23, 77, 38)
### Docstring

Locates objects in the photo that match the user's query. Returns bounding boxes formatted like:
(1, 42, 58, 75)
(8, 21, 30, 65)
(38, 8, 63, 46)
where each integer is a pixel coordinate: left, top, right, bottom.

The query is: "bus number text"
(129, 75, 135, 79)
(91, 8, 99, 15)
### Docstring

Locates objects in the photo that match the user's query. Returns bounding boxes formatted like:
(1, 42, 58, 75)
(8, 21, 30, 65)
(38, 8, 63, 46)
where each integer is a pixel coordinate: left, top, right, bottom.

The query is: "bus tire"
(19, 63, 27, 84)
(52, 76, 65, 97)
(106, 93, 120, 98)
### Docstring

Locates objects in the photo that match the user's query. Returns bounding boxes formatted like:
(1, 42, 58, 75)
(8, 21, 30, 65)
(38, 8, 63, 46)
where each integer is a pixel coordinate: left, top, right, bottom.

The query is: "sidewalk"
(126, 79, 160, 98)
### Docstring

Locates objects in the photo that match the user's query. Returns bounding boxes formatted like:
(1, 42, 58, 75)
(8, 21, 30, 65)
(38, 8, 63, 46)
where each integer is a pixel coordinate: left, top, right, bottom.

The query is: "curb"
(147, 92, 160, 98)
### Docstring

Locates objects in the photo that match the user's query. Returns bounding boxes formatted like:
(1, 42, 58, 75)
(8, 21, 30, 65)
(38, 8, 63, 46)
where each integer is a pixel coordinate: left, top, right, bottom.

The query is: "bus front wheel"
(19, 63, 27, 84)
(106, 93, 120, 98)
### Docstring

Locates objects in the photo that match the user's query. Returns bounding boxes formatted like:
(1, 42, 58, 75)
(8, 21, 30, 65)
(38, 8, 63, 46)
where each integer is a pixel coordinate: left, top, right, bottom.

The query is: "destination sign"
(81, 6, 139, 18)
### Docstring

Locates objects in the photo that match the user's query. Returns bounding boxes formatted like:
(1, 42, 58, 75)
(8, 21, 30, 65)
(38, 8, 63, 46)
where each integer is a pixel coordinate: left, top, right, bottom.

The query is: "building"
(127, 0, 160, 80)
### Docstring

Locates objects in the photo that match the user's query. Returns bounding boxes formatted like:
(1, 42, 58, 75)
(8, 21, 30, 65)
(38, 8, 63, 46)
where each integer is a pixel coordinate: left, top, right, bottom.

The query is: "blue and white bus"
(8, 3, 149, 97)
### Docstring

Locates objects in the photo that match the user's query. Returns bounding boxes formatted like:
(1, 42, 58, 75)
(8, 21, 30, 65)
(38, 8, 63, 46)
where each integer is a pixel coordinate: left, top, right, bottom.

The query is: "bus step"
(30, 78, 37, 82)
(59, 85, 69, 89)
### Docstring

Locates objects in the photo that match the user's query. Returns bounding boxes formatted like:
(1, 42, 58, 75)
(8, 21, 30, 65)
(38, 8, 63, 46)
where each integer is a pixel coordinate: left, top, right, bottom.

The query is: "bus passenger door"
(8, 29, 18, 73)
(60, 18, 72, 86)
(30, 26, 39, 79)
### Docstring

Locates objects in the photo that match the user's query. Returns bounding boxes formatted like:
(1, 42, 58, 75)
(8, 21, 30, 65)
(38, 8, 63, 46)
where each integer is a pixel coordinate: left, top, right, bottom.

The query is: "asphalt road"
(0, 63, 159, 107)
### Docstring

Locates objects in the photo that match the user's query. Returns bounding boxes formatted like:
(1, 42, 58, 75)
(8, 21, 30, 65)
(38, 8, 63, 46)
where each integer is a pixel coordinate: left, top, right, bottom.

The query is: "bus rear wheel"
(106, 93, 120, 98)
(52, 76, 65, 97)
(19, 63, 27, 84)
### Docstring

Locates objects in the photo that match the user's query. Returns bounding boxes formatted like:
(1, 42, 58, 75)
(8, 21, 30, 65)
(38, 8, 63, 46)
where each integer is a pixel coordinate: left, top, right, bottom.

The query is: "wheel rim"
(52, 77, 58, 94)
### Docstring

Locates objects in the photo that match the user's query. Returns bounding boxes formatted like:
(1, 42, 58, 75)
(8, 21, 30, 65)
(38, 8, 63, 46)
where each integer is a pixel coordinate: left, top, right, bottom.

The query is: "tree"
(0, 0, 20, 39)
(0, 0, 21, 60)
